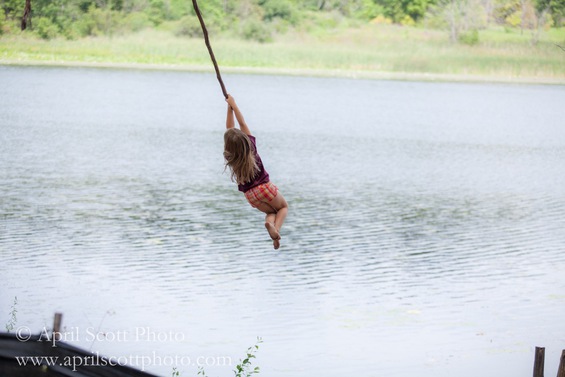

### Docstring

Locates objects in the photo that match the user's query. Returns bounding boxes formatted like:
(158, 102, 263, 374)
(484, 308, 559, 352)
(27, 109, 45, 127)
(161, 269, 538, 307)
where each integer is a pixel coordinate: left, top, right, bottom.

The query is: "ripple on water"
(1, 67, 565, 377)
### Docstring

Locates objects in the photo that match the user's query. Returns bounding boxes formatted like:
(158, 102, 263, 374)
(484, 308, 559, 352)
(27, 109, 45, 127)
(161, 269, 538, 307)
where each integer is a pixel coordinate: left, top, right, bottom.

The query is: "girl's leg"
(255, 202, 280, 241)
(265, 212, 277, 230)
(254, 193, 288, 249)
(268, 193, 288, 232)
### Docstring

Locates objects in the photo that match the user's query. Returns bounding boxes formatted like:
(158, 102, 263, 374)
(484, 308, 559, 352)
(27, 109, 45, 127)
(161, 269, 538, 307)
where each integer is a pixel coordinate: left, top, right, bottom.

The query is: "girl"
(223, 94, 288, 250)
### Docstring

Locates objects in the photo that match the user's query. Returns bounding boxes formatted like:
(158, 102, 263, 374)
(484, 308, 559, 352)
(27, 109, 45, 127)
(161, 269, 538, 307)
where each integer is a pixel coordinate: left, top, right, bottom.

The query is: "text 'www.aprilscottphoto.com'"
(15, 352, 233, 372)
(13, 326, 233, 372)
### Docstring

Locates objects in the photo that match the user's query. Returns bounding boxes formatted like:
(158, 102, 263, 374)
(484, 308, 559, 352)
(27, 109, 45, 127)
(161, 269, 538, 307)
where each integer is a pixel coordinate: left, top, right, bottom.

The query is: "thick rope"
(192, 0, 228, 99)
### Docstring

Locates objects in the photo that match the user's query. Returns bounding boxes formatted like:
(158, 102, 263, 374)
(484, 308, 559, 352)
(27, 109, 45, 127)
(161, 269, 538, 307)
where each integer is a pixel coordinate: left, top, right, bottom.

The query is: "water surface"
(1, 66, 564, 376)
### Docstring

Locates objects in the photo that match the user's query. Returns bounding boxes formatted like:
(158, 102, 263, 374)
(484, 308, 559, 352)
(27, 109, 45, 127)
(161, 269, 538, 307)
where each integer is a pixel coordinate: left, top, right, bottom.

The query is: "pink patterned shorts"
(244, 182, 279, 208)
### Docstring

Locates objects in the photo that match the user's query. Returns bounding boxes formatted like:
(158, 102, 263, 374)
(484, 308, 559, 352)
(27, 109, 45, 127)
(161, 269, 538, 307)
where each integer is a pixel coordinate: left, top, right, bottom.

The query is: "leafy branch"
(234, 337, 262, 377)
(5, 296, 18, 333)
(175, 337, 264, 377)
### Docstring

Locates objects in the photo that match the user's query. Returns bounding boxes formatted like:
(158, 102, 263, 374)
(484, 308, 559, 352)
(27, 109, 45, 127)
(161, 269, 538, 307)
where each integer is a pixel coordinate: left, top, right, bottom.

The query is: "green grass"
(1, 24, 564, 82)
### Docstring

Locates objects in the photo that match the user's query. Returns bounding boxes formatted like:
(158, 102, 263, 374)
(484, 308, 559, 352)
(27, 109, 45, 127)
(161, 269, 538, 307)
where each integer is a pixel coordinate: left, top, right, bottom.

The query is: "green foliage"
(505, 10, 521, 27)
(35, 17, 60, 39)
(377, 0, 435, 23)
(493, 0, 519, 24)
(309, 10, 344, 29)
(195, 337, 262, 377)
(354, 0, 385, 20)
(490, 0, 540, 29)
(242, 19, 273, 42)
(145, 0, 168, 26)
(425, 0, 486, 43)
(2, 22, 565, 78)
(259, 0, 298, 24)
(370, 14, 393, 24)
(124, 12, 151, 32)
(536, 0, 565, 26)
(458, 28, 479, 44)
(174, 15, 202, 37)
(1, 0, 22, 20)
(400, 14, 416, 26)
(169, 0, 192, 20)
(197, 0, 229, 30)
(75, 4, 120, 37)
(109, 0, 124, 12)
(0, 0, 561, 41)
(234, 337, 262, 377)
(5, 297, 17, 333)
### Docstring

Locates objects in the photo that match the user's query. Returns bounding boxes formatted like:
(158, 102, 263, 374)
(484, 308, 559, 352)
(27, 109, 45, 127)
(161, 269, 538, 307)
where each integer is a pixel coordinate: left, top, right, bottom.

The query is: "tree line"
(1, 0, 563, 42)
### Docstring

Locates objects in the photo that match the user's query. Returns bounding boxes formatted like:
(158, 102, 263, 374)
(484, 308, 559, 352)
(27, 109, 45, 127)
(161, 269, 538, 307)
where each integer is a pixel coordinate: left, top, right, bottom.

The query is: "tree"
(375, 0, 437, 22)
(536, 0, 565, 26)
(531, 0, 551, 44)
(21, 0, 31, 30)
(1, 0, 21, 20)
(428, 0, 485, 42)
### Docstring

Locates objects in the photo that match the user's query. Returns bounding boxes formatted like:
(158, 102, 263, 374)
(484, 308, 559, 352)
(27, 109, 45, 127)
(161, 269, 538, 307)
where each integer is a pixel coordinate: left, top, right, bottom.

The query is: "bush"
(241, 19, 272, 43)
(169, 0, 192, 21)
(458, 29, 479, 45)
(74, 5, 120, 37)
(259, 0, 297, 24)
(268, 17, 292, 33)
(35, 17, 60, 39)
(174, 15, 202, 37)
(63, 25, 82, 40)
(313, 10, 344, 29)
(505, 10, 522, 27)
(196, 1, 228, 31)
(400, 15, 416, 26)
(354, 0, 385, 20)
(146, 0, 167, 26)
(124, 12, 151, 32)
(370, 15, 393, 25)
(1, 18, 17, 35)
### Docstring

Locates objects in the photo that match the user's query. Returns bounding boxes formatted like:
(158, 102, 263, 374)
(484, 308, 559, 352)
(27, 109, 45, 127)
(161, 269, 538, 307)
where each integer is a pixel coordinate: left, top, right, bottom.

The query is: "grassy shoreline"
(1, 25, 564, 84)
(2, 59, 565, 85)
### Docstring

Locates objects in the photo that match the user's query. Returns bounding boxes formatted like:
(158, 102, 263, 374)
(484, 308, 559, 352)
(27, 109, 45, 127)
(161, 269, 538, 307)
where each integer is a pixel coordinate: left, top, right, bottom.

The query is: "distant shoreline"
(2, 25, 564, 85)
(2, 59, 564, 85)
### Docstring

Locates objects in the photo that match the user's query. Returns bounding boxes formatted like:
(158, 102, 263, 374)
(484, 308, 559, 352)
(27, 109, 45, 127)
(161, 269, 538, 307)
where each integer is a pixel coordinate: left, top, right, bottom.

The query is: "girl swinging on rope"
(223, 94, 288, 250)
(190, 1, 287, 248)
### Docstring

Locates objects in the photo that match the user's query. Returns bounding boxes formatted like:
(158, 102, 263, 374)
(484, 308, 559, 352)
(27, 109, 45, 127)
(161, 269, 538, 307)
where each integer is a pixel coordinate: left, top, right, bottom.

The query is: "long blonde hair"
(223, 128, 259, 185)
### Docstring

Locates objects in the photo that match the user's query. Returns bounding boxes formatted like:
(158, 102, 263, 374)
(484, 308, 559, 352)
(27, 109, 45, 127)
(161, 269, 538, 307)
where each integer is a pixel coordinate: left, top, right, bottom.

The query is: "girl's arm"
(226, 94, 252, 136)
(226, 104, 235, 129)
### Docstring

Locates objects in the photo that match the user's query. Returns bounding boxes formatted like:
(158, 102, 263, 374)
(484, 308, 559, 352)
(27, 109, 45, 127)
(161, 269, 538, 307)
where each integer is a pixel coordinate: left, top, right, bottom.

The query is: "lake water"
(1, 65, 564, 377)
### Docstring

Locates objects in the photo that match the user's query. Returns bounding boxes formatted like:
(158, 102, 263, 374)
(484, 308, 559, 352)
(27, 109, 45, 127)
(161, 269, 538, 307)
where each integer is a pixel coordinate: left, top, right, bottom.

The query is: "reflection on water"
(1, 66, 565, 377)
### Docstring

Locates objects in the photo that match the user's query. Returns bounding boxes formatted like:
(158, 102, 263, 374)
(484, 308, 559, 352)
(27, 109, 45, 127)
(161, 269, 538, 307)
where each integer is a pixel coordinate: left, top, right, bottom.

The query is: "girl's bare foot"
(265, 222, 280, 241)
(265, 222, 281, 249)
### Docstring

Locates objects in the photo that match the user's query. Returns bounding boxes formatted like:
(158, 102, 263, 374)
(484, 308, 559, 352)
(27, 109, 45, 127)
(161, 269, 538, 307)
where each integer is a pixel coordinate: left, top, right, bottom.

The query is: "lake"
(1, 65, 564, 376)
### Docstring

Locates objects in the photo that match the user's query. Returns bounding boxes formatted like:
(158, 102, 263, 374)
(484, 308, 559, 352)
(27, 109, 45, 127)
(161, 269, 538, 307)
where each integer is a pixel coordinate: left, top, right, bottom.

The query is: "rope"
(192, 0, 228, 99)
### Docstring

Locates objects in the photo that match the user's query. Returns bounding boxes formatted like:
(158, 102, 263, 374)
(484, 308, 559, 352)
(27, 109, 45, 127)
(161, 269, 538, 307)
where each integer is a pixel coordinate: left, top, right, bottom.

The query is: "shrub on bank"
(459, 29, 480, 45)
(241, 19, 273, 43)
(124, 12, 151, 33)
(35, 17, 59, 40)
(175, 15, 202, 38)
